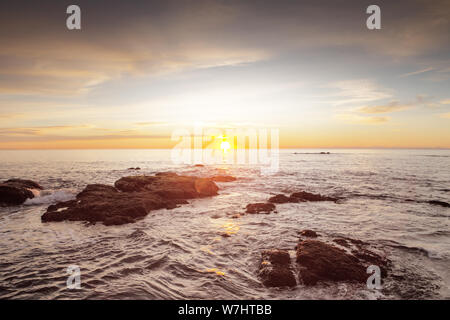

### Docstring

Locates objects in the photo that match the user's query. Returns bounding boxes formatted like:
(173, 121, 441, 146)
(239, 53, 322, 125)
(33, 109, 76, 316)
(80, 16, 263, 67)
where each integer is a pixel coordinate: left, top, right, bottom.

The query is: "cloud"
(399, 67, 434, 77)
(357, 101, 412, 114)
(440, 99, 450, 105)
(0, 0, 449, 96)
(439, 112, 450, 119)
(336, 114, 390, 125)
(329, 79, 392, 106)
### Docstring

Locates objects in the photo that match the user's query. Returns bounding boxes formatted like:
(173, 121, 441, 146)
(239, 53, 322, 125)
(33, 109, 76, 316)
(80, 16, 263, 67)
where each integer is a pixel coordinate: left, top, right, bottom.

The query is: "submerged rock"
(258, 249, 296, 287)
(290, 191, 337, 202)
(0, 179, 43, 206)
(428, 200, 450, 208)
(41, 173, 220, 226)
(268, 194, 290, 204)
(299, 229, 318, 238)
(246, 203, 276, 214)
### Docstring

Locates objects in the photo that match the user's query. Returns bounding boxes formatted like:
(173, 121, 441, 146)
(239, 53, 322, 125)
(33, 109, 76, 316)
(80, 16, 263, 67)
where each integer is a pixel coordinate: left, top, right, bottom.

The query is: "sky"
(0, 0, 449, 149)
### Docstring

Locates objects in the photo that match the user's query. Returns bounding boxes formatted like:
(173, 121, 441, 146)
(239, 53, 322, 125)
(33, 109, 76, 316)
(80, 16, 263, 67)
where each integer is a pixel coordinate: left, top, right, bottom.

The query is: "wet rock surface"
(299, 229, 318, 238)
(41, 173, 222, 225)
(246, 203, 276, 214)
(0, 179, 43, 206)
(258, 249, 296, 287)
(289, 191, 337, 202)
(210, 175, 237, 182)
(296, 239, 389, 285)
(427, 200, 450, 208)
(268, 194, 290, 204)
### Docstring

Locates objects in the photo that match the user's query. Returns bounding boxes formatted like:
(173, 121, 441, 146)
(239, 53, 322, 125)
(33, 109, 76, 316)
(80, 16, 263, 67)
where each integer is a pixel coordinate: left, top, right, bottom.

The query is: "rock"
(194, 178, 219, 196)
(3, 179, 43, 190)
(333, 238, 349, 247)
(0, 179, 43, 206)
(258, 249, 296, 287)
(210, 175, 237, 182)
(268, 194, 290, 204)
(296, 240, 367, 285)
(428, 200, 450, 208)
(296, 239, 388, 286)
(42, 173, 220, 226)
(299, 229, 318, 238)
(246, 202, 276, 214)
(194, 164, 204, 167)
(289, 191, 337, 202)
(127, 167, 140, 170)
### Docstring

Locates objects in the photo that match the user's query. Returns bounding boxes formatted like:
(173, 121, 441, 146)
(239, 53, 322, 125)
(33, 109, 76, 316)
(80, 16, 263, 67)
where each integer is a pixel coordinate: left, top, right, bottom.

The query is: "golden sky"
(0, 0, 449, 149)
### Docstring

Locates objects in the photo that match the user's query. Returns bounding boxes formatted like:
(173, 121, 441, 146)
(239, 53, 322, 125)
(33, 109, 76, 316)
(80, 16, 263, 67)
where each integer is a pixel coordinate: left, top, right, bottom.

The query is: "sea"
(0, 149, 449, 299)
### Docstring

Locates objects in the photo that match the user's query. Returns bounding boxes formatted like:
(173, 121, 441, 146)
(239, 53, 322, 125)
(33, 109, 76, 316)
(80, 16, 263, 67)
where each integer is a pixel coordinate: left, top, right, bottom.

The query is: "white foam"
(24, 190, 76, 205)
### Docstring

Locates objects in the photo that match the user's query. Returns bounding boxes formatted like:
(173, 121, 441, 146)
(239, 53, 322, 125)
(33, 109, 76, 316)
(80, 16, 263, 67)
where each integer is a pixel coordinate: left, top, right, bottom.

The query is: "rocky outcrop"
(246, 203, 276, 214)
(289, 191, 337, 202)
(210, 175, 237, 182)
(296, 239, 388, 285)
(299, 229, 318, 238)
(0, 179, 43, 206)
(41, 173, 222, 226)
(268, 194, 290, 204)
(258, 249, 296, 287)
(268, 191, 337, 205)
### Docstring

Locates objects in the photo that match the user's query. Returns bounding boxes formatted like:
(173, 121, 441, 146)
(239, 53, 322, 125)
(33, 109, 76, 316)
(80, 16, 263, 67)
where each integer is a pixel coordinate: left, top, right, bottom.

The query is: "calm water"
(0, 149, 449, 299)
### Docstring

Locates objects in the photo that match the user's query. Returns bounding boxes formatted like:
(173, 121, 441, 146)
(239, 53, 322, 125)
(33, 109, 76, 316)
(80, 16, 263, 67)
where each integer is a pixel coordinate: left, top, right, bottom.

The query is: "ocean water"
(0, 149, 449, 300)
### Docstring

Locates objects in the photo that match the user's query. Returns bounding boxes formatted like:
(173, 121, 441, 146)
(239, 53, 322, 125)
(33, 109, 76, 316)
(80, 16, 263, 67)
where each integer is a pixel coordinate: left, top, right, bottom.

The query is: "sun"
(220, 140, 231, 151)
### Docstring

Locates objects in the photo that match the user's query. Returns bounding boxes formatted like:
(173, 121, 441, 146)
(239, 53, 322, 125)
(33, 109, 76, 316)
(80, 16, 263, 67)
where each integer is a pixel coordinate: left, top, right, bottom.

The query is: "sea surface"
(0, 149, 449, 299)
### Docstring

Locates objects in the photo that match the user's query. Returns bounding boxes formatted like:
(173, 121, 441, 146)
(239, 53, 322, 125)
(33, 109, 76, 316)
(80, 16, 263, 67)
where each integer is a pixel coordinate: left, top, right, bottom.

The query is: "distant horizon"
(1, 147, 449, 151)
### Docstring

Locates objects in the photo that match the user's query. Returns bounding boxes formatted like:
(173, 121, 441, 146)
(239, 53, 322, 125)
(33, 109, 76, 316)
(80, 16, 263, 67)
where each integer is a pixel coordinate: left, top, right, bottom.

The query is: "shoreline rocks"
(0, 179, 43, 206)
(258, 232, 389, 288)
(246, 203, 276, 214)
(258, 249, 296, 287)
(41, 172, 224, 226)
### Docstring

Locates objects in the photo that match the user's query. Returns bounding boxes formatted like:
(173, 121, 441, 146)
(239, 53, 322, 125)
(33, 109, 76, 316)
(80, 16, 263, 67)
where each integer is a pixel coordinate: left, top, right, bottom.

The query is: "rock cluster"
(0, 179, 43, 206)
(41, 172, 227, 226)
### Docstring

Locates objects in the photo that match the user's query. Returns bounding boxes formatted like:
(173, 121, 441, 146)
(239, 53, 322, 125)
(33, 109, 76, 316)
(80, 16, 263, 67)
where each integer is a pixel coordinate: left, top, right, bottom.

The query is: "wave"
(24, 190, 76, 205)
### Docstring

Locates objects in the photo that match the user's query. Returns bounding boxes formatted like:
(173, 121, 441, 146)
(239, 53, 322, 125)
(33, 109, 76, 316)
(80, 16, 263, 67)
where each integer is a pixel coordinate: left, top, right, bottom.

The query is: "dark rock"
(428, 200, 450, 208)
(258, 249, 296, 287)
(296, 240, 367, 285)
(268, 194, 290, 204)
(246, 202, 276, 214)
(3, 179, 43, 190)
(42, 173, 220, 226)
(0, 179, 43, 206)
(210, 175, 237, 182)
(299, 229, 318, 238)
(296, 239, 388, 285)
(194, 164, 205, 167)
(333, 238, 350, 247)
(127, 167, 140, 170)
(289, 191, 337, 202)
